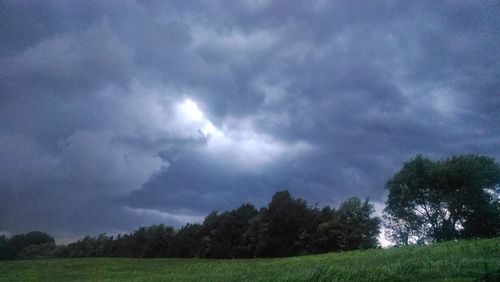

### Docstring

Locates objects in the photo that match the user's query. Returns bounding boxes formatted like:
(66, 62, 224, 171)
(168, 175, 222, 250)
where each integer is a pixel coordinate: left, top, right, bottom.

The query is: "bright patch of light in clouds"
(204, 126, 311, 169)
(175, 98, 311, 168)
(176, 98, 218, 136)
(178, 99, 204, 122)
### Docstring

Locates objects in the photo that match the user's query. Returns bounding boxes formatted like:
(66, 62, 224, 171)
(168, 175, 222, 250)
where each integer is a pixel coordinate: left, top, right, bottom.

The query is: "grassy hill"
(0, 238, 498, 281)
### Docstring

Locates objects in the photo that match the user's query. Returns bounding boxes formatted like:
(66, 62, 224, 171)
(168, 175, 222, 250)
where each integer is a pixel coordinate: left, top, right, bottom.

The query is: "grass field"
(0, 238, 498, 281)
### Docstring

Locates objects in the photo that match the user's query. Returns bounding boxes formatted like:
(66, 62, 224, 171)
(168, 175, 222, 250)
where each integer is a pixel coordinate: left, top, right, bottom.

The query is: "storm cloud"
(1, 0, 499, 241)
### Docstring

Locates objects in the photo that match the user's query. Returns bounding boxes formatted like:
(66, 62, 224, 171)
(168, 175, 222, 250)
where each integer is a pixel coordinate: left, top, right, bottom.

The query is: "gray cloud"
(0, 0, 499, 241)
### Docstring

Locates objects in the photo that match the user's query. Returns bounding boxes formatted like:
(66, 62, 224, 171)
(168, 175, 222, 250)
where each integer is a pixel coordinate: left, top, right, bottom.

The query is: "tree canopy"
(0, 191, 380, 260)
(384, 154, 500, 245)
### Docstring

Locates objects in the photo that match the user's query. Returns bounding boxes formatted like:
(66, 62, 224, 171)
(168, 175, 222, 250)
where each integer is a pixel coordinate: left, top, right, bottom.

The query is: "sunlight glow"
(174, 97, 311, 169)
(202, 122, 217, 136)
(179, 99, 204, 122)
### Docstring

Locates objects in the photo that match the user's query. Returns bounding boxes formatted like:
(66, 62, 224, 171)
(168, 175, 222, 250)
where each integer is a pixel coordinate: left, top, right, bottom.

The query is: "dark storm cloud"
(1, 0, 499, 241)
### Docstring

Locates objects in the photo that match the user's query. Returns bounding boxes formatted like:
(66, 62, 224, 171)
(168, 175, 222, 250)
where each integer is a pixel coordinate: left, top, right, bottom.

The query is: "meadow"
(0, 237, 498, 281)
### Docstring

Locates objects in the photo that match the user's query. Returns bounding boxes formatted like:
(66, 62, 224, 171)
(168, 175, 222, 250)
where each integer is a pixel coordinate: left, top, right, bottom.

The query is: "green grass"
(0, 238, 498, 281)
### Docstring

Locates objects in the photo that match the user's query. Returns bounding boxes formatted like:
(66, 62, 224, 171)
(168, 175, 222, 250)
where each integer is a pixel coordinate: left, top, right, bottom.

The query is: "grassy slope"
(0, 238, 498, 282)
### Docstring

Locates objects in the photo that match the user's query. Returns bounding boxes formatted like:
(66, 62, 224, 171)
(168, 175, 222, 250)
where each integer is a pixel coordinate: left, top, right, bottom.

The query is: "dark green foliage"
(384, 154, 500, 245)
(16, 243, 57, 259)
(134, 225, 175, 258)
(0, 235, 15, 260)
(66, 235, 108, 257)
(170, 223, 202, 258)
(255, 191, 315, 257)
(199, 204, 258, 258)
(7, 231, 55, 254)
(2, 231, 56, 259)
(1, 191, 380, 259)
(336, 198, 381, 250)
(308, 199, 381, 253)
(309, 207, 343, 253)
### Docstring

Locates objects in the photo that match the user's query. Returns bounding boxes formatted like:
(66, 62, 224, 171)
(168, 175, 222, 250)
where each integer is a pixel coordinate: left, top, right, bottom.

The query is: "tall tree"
(309, 207, 342, 253)
(437, 155, 500, 239)
(384, 154, 500, 244)
(257, 191, 315, 257)
(199, 204, 258, 258)
(336, 198, 380, 250)
(171, 223, 202, 258)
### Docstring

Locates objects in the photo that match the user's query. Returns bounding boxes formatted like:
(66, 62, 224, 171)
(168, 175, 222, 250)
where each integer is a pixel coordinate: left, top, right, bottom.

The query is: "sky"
(1, 0, 499, 243)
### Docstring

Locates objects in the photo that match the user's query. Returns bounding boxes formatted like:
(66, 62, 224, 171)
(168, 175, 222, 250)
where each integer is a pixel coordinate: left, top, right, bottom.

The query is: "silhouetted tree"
(171, 223, 202, 258)
(240, 212, 264, 257)
(384, 154, 500, 244)
(141, 225, 175, 257)
(438, 155, 500, 239)
(0, 235, 15, 260)
(225, 204, 258, 258)
(336, 198, 380, 250)
(67, 236, 99, 257)
(309, 207, 342, 253)
(3, 190, 385, 259)
(198, 211, 223, 258)
(198, 204, 258, 258)
(256, 191, 315, 257)
(8, 231, 55, 255)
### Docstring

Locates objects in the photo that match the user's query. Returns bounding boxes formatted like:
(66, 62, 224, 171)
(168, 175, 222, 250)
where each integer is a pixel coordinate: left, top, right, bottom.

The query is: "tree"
(140, 224, 175, 258)
(8, 231, 55, 254)
(384, 154, 500, 245)
(171, 223, 202, 258)
(198, 211, 224, 258)
(225, 204, 258, 258)
(309, 207, 343, 253)
(437, 155, 500, 239)
(1, 191, 384, 260)
(256, 191, 315, 257)
(198, 204, 258, 258)
(336, 198, 380, 250)
(0, 235, 15, 260)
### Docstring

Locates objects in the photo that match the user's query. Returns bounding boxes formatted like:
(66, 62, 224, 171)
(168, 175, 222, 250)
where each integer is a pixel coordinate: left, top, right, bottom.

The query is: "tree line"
(1, 154, 499, 260)
(0, 191, 380, 259)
